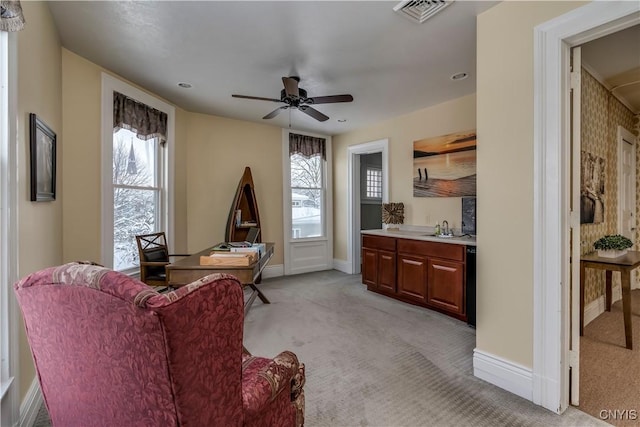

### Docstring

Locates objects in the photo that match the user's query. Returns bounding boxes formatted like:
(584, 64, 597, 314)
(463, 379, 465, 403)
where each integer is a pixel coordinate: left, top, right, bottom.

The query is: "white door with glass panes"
(282, 129, 333, 275)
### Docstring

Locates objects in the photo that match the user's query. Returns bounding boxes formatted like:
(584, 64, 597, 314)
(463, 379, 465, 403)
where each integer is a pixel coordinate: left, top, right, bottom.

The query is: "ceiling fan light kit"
(232, 76, 353, 122)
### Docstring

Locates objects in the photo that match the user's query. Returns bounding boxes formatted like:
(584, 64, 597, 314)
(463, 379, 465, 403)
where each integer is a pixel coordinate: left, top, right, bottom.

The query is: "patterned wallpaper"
(581, 69, 638, 305)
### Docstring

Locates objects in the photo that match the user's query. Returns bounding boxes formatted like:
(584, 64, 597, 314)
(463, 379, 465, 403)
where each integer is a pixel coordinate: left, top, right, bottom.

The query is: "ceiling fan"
(232, 76, 353, 122)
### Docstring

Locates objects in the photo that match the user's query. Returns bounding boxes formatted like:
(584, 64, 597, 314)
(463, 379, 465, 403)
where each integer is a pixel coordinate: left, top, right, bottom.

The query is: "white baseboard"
(19, 378, 42, 427)
(262, 264, 284, 279)
(332, 259, 352, 274)
(473, 349, 533, 401)
(584, 285, 622, 327)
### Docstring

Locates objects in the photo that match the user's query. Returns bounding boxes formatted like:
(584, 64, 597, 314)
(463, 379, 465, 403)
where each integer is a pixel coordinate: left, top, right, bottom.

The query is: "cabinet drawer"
(362, 235, 396, 251)
(397, 239, 464, 261)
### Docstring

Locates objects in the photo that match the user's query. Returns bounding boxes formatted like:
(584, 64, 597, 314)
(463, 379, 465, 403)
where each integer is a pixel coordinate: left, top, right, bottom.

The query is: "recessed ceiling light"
(177, 82, 192, 88)
(450, 72, 468, 81)
(337, 119, 347, 123)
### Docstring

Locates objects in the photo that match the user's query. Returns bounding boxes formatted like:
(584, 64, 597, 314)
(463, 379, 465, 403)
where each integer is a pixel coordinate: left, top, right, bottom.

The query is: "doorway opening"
(347, 139, 389, 274)
(533, 1, 639, 414)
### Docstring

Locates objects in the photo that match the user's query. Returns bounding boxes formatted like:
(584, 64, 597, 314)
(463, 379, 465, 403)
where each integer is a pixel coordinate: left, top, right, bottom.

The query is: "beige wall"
(476, 1, 584, 367)
(184, 114, 284, 263)
(332, 94, 476, 261)
(16, 0, 63, 402)
(61, 49, 189, 261)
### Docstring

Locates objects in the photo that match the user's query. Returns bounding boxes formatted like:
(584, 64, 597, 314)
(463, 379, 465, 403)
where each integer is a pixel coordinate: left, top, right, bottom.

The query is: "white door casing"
(533, 1, 639, 413)
(347, 139, 389, 274)
(618, 126, 636, 241)
(569, 46, 581, 406)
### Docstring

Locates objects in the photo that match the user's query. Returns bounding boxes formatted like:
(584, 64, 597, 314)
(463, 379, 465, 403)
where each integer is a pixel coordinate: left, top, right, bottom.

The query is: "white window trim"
(0, 30, 20, 426)
(101, 74, 175, 269)
(282, 129, 332, 243)
(282, 128, 333, 275)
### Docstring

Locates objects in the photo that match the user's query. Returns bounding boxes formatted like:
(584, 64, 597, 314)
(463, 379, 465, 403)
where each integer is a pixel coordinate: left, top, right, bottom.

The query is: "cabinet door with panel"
(377, 250, 396, 293)
(427, 258, 464, 315)
(397, 254, 428, 302)
(362, 248, 378, 289)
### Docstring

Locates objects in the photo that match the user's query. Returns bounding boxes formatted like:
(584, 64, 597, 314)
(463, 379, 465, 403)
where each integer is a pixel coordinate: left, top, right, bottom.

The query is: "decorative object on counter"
(381, 202, 404, 229)
(580, 151, 605, 224)
(413, 130, 476, 198)
(594, 234, 633, 258)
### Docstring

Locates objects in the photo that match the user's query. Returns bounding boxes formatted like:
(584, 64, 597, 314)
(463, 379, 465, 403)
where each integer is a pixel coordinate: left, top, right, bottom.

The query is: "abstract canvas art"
(413, 130, 476, 197)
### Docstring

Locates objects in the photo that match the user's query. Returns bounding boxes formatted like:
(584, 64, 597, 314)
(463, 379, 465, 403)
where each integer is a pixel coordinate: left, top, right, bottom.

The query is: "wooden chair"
(135, 232, 189, 287)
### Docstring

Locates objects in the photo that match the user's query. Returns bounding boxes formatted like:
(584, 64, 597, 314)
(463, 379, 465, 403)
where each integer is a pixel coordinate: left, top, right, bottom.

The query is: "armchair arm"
(242, 351, 304, 417)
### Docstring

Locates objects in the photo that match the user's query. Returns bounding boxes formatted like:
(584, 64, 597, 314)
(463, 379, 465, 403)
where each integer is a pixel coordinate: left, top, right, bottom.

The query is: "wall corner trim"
(19, 378, 42, 427)
(473, 349, 533, 402)
(332, 259, 352, 274)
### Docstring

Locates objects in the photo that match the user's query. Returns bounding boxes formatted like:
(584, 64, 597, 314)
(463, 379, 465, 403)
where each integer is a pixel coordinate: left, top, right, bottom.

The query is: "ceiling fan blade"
(282, 77, 300, 98)
(232, 94, 282, 102)
(307, 94, 354, 104)
(299, 105, 329, 122)
(263, 106, 288, 119)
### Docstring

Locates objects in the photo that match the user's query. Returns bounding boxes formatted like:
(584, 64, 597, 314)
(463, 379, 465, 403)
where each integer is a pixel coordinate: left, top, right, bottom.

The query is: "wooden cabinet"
(378, 250, 396, 293)
(397, 254, 427, 302)
(362, 234, 469, 322)
(361, 235, 396, 293)
(427, 258, 464, 315)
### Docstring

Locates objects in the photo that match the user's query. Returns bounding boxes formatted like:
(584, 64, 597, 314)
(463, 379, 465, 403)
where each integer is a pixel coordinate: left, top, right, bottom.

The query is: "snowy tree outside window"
(113, 128, 160, 271)
(290, 153, 323, 238)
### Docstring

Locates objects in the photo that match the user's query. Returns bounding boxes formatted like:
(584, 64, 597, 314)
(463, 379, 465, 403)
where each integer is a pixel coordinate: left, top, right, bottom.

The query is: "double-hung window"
(102, 75, 175, 273)
(289, 134, 326, 239)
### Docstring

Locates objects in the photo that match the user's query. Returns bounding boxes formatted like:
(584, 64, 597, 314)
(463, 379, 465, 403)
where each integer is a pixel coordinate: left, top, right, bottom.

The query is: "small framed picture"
(29, 113, 56, 202)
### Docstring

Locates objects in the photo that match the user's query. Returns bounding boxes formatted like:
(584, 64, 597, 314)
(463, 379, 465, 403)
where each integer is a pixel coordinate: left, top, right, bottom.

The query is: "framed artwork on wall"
(29, 113, 56, 202)
(413, 130, 477, 197)
(580, 150, 605, 224)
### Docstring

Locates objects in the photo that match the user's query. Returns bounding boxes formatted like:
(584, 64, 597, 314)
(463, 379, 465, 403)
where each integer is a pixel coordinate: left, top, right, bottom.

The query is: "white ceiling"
(47, 1, 497, 136)
(46, 2, 639, 138)
(582, 24, 640, 113)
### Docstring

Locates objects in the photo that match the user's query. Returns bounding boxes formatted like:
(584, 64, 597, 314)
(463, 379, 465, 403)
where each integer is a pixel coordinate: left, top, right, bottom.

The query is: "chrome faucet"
(442, 220, 450, 236)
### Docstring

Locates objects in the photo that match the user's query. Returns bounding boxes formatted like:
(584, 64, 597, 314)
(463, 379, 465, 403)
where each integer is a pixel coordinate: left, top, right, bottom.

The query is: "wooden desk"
(166, 243, 274, 315)
(580, 251, 640, 350)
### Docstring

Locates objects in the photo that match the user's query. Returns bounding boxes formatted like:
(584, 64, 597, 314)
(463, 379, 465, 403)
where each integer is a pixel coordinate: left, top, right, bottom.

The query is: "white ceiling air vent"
(393, 0, 454, 24)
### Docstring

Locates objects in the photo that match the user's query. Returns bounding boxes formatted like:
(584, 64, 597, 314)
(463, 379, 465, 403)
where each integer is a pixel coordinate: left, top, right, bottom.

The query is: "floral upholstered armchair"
(14, 262, 305, 426)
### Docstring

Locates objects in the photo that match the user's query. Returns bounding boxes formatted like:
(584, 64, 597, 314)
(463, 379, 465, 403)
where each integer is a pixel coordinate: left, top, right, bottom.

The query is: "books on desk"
(230, 243, 266, 257)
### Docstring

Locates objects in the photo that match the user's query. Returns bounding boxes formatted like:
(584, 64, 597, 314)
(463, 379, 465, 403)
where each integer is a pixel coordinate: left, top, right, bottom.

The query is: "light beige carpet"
(579, 289, 640, 427)
(244, 270, 605, 426)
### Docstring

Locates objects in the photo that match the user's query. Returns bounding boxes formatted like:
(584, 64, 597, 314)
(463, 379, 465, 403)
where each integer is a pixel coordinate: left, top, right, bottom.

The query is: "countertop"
(361, 228, 477, 247)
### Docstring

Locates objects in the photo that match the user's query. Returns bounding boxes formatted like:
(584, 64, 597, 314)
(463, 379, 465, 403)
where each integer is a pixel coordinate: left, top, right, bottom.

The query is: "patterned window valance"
(289, 133, 326, 160)
(113, 91, 168, 144)
(0, 0, 25, 32)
